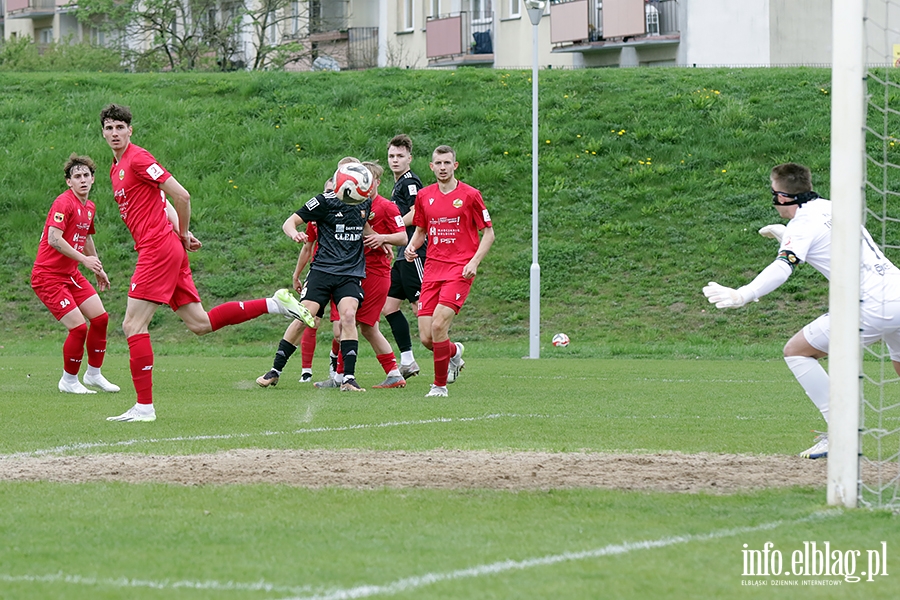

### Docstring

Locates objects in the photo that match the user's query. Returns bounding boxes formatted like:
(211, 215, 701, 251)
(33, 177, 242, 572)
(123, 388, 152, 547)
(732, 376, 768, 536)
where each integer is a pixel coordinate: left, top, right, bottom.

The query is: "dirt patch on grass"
(0, 450, 829, 493)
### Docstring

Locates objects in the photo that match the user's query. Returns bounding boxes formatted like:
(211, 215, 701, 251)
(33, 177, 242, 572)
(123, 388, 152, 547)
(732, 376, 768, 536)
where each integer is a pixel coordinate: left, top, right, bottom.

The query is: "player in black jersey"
(382, 134, 426, 379)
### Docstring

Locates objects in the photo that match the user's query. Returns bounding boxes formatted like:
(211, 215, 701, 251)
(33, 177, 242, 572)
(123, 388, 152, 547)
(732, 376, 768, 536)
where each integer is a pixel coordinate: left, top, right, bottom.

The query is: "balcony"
(285, 25, 378, 72)
(425, 11, 494, 67)
(550, 0, 679, 50)
(7, 0, 57, 18)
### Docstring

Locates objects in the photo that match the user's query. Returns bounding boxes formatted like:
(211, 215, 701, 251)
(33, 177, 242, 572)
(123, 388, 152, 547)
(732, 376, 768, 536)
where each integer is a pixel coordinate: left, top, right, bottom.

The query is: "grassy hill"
(0, 68, 837, 358)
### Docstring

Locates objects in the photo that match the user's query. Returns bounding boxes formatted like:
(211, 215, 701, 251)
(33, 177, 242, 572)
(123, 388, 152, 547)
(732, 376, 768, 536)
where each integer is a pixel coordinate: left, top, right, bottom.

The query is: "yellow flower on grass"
(233, 185, 238, 189)
(546, 140, 551, 144)
(577, 134, 582, 138)
(721, 169, 727, 173)
(504, 151, 508, 155)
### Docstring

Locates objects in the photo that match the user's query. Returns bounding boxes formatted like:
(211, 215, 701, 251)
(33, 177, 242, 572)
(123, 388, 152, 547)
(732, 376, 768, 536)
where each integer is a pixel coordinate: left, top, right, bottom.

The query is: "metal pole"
(528, 16, 541, 359)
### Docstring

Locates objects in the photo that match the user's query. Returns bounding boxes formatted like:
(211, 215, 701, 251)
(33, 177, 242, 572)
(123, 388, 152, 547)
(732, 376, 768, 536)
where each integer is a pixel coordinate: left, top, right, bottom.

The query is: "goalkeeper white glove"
(758, 224, 786, 243)
(703, 282, 749, 309)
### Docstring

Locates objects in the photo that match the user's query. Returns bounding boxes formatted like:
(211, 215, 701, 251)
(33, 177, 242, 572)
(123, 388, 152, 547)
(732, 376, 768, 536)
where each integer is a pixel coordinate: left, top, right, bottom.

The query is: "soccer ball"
(332, 162, 373, 205)
(552, 333, 570, 347)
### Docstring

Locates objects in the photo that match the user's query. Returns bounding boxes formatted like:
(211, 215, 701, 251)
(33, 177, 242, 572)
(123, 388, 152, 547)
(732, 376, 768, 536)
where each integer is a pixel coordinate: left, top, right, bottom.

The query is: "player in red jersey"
(404, 145, 494, 398)
(100, 103, 314, 422)
(31, 154, 120, 395)
(316, 161, 409, 389)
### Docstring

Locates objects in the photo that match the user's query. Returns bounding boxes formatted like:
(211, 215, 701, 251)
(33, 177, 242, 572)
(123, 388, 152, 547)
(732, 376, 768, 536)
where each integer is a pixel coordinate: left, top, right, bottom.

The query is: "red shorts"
(130, 231, 201, 311)
(417, 275, 474, 317)
(31, 269, 98, 321)
(329, 271, 391, 327)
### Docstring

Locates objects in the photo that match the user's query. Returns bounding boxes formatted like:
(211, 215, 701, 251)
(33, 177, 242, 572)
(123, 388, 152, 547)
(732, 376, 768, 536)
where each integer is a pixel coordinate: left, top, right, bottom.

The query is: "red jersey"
(33, 189, 96, 276)
(110, 143, 173, 251)
(365, 194, 405, 277)
(413, 181, 492, 276)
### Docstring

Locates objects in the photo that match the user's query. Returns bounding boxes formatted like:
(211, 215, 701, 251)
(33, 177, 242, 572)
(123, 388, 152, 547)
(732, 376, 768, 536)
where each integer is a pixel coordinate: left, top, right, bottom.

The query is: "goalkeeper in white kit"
(703, 162, 900, 459)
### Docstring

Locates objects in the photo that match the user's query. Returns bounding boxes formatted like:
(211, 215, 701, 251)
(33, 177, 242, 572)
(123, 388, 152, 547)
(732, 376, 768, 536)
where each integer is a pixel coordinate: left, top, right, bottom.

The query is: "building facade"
(3, 0, 895, 69)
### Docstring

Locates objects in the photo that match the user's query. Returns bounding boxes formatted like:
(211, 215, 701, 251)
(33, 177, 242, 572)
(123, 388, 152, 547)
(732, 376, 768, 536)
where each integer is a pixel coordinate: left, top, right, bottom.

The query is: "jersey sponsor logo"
(118, 169, 125, 180)
(483, 209, 491, 222)
(428, 198, 435, 205)
(336, 224, 345, 233)
(146, 163, 165, 180)
(53, 212, 65, 223)
(453, 199, 463, 208)
(335, 211, 344, 217)
(408, 184, 418, 195)
(305, 197, 320, 210)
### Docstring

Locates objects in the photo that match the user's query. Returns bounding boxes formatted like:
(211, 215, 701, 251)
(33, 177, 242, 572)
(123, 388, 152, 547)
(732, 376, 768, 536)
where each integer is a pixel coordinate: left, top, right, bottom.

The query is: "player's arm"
(293, 241, 314, 291)
(283, 213, 310, 244)
(47, 226, 104, 275)
(164, 198, 180, 231)
(462, 226, 495, 279)
(83, 235, 111, 291)
(404, 226, 426, 262)
(703, 259, 793, 309)
(402, 206, 415, 227)
(160, 177, 200, 251)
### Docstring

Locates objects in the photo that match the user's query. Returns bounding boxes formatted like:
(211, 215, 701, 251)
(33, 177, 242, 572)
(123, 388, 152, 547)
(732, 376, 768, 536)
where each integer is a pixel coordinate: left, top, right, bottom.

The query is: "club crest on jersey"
(453, 199, 463, 208)
(118, 169, 125, 180)
(368, 211, 376, 221)
(53, 212, 64, 223)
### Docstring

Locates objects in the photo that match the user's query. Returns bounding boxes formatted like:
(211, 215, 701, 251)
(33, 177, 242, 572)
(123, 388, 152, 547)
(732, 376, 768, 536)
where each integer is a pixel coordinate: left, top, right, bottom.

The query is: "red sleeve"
(470, 189, 492, 230)
(412, 195, 426, 229)
(130, 147, 172, 188)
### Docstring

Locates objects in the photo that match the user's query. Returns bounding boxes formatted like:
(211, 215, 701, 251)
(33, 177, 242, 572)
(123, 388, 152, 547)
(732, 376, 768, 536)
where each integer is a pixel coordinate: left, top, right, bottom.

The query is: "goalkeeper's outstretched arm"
(703, 260, 792, 309)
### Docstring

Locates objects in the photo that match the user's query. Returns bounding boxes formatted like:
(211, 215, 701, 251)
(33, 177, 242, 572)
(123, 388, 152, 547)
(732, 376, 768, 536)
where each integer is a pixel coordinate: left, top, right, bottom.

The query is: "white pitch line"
(0, 511, 841, 598)
(0, 413, 548, 460)
(278, 510, 844, 600)
(0, 572, 314, 595)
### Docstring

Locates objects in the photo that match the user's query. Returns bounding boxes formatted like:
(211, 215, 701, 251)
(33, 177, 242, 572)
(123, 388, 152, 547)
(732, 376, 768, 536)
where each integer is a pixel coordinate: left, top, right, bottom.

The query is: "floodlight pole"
(526, 1, 544, 359)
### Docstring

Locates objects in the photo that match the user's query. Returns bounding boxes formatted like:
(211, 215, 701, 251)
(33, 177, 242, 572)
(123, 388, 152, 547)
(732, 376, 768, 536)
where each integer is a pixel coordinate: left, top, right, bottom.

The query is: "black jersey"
(295, 191, 371, 278)
(391, 170, 425, 259)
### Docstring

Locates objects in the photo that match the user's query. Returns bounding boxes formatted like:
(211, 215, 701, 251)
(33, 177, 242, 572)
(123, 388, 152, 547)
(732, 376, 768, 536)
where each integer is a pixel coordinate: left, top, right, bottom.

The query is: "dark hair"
(100, 103, 132, 127)
(388, 134, 413, 154)
(771, 163, 813, 194)
(433, 144, 456, 161)
(64, 154, 96, 179)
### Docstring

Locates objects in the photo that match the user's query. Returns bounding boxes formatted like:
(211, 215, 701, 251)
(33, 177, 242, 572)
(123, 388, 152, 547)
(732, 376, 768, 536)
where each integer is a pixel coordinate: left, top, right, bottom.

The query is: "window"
(38, 27, 54, 44)
(508, 0, 520, 18)
(430, 0, 442, 18)
(402, 0, 414, 31)
(291, 1, 300, 36)
(469, 0, 492, 22)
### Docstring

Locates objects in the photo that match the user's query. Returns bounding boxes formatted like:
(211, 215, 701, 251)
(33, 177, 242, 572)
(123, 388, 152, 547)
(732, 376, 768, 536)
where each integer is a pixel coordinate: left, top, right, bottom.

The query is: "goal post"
(828, 0, 865, 508)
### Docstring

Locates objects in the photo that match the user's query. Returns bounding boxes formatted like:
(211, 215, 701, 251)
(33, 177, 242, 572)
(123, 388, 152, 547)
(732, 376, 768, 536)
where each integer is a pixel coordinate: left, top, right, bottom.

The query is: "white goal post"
(828, 0, 865, 508)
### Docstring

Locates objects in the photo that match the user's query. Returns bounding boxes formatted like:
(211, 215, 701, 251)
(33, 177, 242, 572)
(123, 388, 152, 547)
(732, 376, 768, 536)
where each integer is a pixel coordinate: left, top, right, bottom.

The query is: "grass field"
(0, 342, 897, 599)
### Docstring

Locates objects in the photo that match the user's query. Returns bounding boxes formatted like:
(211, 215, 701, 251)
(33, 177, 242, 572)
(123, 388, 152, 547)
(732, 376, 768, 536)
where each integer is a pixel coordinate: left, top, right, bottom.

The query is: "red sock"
(208, 298, 268, 331)
(63, 323, 88, 375)
(331, 337, 340, 355)
(376, 352, 397, 375)
(336, 347, 344, 375)
(433, 339, 451, 387)
(301, 327, 317, 369)
(127, 333, 154, 405)
(449, 341, 458, 360)
(86, 312, 108, 369)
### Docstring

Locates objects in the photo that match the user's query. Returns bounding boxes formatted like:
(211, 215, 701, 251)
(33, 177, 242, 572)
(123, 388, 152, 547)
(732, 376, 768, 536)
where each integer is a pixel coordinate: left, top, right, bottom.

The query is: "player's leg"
(77, 293, 119, 393)
(336, 294, 364, 392)
(434, 276, 473, 385)
(784, 316, 830, 458)
(362, 321, 405, 389)
(57, 307, 94, 395)
(384, 262, 418, 377)
(256, 311, 317, 387)
(430, 304, 458, 390)
(299, 316, 320, 383)
(109, 297, 161, 422)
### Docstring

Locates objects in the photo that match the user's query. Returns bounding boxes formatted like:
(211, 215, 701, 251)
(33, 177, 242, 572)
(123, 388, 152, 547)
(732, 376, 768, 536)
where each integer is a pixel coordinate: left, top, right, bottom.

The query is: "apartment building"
(0, 0, 869, 70)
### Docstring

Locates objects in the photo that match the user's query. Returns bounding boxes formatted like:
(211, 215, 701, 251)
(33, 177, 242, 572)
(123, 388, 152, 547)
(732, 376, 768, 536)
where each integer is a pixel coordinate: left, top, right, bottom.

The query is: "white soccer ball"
(552, 333, 570, 347)
(332, 162, 374, 205)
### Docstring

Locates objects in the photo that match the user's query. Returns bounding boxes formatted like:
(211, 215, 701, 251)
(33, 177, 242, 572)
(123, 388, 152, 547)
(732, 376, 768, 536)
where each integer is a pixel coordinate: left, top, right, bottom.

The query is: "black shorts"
(301, 270, 364, 311)
(387, 257, 425, 303)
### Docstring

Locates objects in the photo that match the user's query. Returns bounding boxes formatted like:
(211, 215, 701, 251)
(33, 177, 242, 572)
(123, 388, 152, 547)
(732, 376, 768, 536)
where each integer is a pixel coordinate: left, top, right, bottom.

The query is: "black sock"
(273, 339, 297, 372)
(340, 339, 359, 378)
(385, 310, 412, 353)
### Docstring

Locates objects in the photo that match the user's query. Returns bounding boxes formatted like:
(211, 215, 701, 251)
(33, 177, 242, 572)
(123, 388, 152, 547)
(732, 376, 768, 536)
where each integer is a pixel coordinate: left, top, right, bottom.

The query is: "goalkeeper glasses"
(771, 187, 820, 207)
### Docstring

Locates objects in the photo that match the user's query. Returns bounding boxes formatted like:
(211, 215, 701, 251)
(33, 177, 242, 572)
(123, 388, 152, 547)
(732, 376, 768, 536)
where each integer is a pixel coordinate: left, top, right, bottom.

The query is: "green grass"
(0, 68, 840, 351)
(1, 348, 898, 599)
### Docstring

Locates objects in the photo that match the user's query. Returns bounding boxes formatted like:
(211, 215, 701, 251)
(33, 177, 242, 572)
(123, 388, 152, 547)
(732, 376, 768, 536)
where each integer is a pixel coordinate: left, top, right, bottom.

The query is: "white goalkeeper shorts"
(803, 300, 900, 361)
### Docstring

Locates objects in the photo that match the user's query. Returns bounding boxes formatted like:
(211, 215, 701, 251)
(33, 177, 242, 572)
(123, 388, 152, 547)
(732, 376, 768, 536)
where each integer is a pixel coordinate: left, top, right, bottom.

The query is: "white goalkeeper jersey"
(780, 198, 900, 304)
